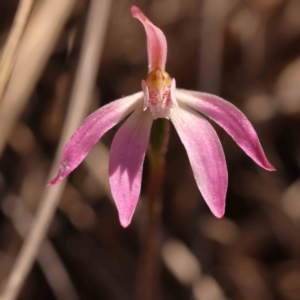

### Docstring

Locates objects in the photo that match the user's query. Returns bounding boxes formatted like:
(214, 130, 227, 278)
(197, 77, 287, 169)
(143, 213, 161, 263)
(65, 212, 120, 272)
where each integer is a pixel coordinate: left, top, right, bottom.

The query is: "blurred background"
(0, 0, 300, 299)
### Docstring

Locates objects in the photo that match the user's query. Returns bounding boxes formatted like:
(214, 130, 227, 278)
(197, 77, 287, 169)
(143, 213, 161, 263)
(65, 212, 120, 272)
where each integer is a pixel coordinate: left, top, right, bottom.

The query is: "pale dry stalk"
(0, 0, 35, 103)
(1, 1, 111, 299)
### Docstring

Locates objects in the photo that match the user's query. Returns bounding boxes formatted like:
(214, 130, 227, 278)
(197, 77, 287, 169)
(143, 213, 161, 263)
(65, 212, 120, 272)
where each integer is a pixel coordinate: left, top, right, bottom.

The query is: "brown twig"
(1, 1, 111, 299)
(0, 0, 35, 103)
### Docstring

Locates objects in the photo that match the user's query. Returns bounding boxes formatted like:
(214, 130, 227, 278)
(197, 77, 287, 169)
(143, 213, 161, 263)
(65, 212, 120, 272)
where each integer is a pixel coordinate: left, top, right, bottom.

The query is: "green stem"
(135, 118, 170, 300)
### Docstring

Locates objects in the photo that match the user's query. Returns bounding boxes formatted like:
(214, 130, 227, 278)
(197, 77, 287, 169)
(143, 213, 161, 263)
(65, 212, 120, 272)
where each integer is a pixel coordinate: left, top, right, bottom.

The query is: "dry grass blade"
(84, 143, 112, 201)
(0, 0, 75, 157)
(2, 196, 80, 300)
(198, 0, 236, 93)
(1, 0, 111, 299)
(0, 0, 35, 103)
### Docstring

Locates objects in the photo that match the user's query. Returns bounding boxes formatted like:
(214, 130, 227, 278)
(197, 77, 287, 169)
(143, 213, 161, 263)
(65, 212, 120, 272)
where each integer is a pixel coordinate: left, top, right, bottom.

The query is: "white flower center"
(142, 69, 177, 119)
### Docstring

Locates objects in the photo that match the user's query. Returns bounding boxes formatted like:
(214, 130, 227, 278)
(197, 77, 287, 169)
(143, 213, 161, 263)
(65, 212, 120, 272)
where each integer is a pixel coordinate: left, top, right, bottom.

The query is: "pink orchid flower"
(49, 6, 275, 227)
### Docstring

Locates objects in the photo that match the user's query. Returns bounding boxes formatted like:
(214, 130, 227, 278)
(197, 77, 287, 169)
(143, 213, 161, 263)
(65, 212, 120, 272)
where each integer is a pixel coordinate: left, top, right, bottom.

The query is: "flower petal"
(131, 6, 167, 72)
(170, 105, 227, 218)
(176, 89, 275, 171)
(49, 92, 143, 186)
(109, 108, 153, 227)
(141, 80, 149, 110)
(170, 79, 178, 108)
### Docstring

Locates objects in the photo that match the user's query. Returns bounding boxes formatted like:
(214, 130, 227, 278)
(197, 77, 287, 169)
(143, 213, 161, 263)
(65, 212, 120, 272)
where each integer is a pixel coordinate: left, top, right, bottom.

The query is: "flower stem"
(135, 118, 170, 300)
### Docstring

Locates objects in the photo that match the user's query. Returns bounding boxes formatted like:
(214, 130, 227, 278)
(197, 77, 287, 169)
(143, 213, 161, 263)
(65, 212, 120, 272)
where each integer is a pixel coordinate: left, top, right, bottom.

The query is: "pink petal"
(109, 108, 153, 227)
(131, 6, 167, 72)
(170, 79, 178, 108)
(176, 89, 275, 171)
(141, 80, 149, 110)
(170, 106, 227, 218)
(49, 92, 143, 186)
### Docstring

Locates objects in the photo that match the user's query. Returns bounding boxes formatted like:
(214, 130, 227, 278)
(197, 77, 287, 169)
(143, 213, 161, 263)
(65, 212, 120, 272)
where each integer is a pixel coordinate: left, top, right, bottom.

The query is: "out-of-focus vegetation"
(1, 0, 300, 299)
